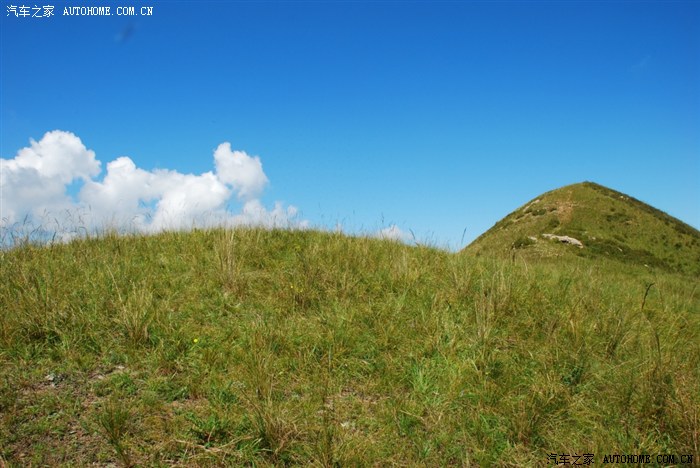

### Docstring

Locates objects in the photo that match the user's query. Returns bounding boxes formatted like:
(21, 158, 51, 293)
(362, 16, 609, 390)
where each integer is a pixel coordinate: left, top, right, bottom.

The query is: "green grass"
(1, 227, 698, 466)
(465, 182, 700, 276)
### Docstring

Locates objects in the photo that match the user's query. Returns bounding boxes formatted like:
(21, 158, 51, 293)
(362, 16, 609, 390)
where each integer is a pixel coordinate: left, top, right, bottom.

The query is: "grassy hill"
(464, 182, 700, 276)
(1, 226, 698, 466)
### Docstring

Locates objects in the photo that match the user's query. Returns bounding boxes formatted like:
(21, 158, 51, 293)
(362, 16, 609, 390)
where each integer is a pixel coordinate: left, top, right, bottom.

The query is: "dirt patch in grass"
(556, 200, 575, 224)
(9, 372, 108, 465)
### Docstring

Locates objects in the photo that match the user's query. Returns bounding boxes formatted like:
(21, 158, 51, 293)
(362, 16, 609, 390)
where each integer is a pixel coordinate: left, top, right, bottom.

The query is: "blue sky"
(2, 1, 699, 248)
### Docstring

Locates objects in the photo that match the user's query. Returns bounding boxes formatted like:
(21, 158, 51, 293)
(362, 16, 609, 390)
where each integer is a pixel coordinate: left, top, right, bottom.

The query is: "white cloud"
(145, 170, 231, 232)
(1, 130, 100, 224)
(377, 224, 408, 242)
(214, 142, 269, 200)
(1, 130, 302, 238)
(232, 199, 305, 228)
(6, 130, 100, 183)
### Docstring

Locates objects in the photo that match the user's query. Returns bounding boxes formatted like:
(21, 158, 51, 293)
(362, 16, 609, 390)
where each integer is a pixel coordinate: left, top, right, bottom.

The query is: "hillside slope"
(463, 182, 700, 276)
(1, 228, 698, 465)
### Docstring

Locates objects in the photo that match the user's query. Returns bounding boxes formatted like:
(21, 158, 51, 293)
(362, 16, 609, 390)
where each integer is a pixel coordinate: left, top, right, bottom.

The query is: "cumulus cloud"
(1, 130, 303, 238)
(214, 142, 269, 200)
(1, 131, 100, 224)
(376, 224, 408, 242)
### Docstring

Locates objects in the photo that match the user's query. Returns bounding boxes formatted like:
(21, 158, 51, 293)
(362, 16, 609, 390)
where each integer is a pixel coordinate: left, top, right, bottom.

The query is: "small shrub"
(187, 412, 234, 445)
(512, 237, 535, 249)
(606, 212, 632, 223)
(97, 398, 133, 466)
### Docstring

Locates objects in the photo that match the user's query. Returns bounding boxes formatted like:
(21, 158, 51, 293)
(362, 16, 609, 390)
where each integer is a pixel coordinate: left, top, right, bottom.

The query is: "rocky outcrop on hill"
(542, 233, 583, 248)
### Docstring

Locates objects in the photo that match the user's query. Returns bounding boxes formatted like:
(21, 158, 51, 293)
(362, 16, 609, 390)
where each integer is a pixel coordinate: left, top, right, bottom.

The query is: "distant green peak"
(463, 181, 700, 277)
